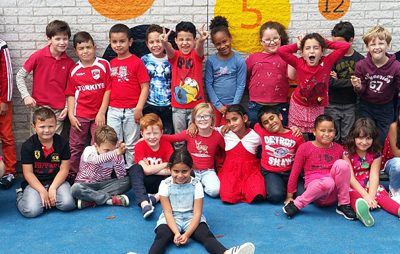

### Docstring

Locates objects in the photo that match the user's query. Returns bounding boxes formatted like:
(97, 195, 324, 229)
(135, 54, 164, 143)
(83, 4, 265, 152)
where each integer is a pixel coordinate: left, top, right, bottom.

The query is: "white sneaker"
(228, 242, 255, 254)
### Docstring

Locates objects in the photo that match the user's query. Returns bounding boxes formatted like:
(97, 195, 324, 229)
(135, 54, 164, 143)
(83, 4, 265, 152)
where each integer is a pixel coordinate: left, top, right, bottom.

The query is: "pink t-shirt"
(170, 50, 205, 109)
(254, 123, 304, 173)
(65, 58, 111, 119)
(163, 130, 225, 170)
(246, 52, 289, 104)
(23, 45, 74, 109)
(287, 141, 344, 193)
(134, 138, 173, 165)
(109, 54, 150, 108)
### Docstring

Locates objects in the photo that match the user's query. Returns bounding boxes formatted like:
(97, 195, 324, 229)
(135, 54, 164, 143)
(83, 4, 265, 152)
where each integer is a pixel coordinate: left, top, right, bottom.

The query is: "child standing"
(326, 21, 364, 144)
(254, 106, 304, 204)
(130, 113, 173, 219)
(16, 20, 74, 134)
(351, 26, 400, 146)
(0, 38, 17, 189)
(148, 149, 255, 254)
(65, 31, 111, 182)
(219, 104, 266, 204)
(283, 115, 356, 220)
(16, 108, 76, 218)
(277, 33, 350, 137)
(141, 24, 173, 134)
(71, 125, 130, 209)
(163, 103, 225, 197)
(205, 16, 246, 126)
(246, 21, 295, 127)
(344, 118, 400, 227)
(108, 24, 150, 167)
(160, 22, 207, 147)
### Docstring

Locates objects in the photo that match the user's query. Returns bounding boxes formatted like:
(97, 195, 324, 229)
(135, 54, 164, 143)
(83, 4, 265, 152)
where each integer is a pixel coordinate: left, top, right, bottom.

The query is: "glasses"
(261, 37, 281, 44)
(195, 114, 213, 121)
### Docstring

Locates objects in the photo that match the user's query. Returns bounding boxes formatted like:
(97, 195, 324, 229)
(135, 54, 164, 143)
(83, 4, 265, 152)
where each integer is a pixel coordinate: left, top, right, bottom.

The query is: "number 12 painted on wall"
(318, 0, 350, 20)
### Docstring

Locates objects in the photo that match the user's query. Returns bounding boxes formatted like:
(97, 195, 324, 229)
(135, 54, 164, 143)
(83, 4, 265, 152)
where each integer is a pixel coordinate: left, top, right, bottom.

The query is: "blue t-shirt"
(205, 51, 246, 109)
(141, 53, 171, 106)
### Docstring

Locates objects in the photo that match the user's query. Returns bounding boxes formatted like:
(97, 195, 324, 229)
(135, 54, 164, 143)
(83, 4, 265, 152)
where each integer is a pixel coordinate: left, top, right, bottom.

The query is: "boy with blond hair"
(130, 113, 173, 219)
(16, 20, 74, 134)
(351, 25, 400, 145)
(71, 125, 130, 209)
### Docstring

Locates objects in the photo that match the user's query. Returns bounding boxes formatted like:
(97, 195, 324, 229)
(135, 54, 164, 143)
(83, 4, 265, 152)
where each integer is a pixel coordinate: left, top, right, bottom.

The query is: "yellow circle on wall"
(89, 0, 155, 20)
(214, 0, 291, 54)
(318, 0, 350, 20)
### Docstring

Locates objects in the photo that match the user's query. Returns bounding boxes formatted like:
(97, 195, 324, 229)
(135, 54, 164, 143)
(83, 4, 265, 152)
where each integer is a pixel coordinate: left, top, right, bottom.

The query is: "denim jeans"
(107, 106, 140, 168)
(172, 107, 192, 149)
(194, 169, 220, 197)
(384, 157, 400, 196)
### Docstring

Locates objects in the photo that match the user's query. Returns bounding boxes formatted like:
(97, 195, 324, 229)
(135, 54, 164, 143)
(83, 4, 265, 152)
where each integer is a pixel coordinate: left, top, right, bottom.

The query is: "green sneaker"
(356, 198, 374, 227)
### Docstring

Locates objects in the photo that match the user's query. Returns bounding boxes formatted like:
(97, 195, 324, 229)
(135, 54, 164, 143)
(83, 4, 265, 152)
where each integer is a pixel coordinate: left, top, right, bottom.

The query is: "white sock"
(106, 199, 113, 205)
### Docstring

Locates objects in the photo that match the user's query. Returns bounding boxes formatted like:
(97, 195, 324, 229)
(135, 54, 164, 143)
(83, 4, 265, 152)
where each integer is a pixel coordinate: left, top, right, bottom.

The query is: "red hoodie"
(0, 39, 13, 103)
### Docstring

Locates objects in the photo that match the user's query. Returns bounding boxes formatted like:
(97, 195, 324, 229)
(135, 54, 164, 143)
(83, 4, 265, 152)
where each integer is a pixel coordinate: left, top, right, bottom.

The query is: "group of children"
(1, 15, 400, 254)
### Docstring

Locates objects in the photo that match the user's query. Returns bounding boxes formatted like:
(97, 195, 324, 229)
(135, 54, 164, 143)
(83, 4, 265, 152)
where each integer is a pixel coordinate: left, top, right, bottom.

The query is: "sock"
(106, 199, 113, 205)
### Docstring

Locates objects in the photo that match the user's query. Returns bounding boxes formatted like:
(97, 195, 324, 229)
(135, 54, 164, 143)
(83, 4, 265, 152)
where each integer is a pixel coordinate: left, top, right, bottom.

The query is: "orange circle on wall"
(89, 0, 155, 20)
(318, 0, 350, 20)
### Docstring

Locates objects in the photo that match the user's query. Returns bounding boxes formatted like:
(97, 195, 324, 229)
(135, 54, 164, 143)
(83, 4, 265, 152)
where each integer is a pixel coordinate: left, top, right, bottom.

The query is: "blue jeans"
(384, 157, 400, 196)
(248, 101, 289, 127)
(107, 107, 140, 168)
(172, 107, 192, 149)
(194, 169, 220, 197)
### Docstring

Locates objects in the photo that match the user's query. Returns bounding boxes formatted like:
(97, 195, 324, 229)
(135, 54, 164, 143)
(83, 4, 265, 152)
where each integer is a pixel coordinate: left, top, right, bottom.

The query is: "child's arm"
(205, 59, 223, 110)
(22, 164, 50, 208)
(48, 159, 69, 207)
(287, 64, 296, 81)
(134, 82, 149, 123)
(163, 131, 187, 143)
(95, 90, 110, 127)
(367, 157, 381, 207)
(277, 43, 300, 68)
(195, 24, 209, 58)
(67, 96, 82, 131)
(285, 145, 307, 204)
(352, 63, 367, 94)
(16, 68, 36, 107)
(159, 28, 175, 59)
(178, 197, 203, 245)
(160, 195, 182, 244)
(233, 58, 246, 105)
(324, 39, 350, 65)
(139, 160, 170, 176)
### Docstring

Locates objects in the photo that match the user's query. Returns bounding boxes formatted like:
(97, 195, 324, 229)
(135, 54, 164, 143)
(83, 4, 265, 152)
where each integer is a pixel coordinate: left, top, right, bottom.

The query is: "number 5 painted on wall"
(241, 0, 262, 29)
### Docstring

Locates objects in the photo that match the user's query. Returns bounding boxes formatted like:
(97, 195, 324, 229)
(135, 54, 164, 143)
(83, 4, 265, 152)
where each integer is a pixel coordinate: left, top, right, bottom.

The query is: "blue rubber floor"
(1, 177, 400, 254)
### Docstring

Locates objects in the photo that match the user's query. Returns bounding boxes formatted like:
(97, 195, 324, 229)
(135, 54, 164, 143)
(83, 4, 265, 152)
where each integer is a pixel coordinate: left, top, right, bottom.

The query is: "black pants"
(261, 169, 305, 204)
(148, 222, 227, 254)
(129, 164, 167, 206)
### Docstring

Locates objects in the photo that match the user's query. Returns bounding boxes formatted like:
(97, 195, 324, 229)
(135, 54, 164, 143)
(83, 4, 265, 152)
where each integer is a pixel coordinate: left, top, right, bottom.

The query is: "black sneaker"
(142, 204, 154, 219)
(282, 201, 299, 218)
(336, 204, 356, 220)
(0, 174, 15, 189)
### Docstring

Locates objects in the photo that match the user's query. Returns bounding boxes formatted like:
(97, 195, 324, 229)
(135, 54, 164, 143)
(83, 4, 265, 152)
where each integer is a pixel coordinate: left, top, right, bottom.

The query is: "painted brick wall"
(1, 0, 400, 153)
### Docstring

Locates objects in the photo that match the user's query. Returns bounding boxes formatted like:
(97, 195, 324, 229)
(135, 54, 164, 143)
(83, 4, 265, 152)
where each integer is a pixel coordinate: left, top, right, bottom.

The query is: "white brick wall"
(1, 0, 400, 151)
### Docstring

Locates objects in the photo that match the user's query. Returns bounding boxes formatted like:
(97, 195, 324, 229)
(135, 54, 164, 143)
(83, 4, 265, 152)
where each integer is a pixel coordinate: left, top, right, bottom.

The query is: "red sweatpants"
(0, 102, 16, 175)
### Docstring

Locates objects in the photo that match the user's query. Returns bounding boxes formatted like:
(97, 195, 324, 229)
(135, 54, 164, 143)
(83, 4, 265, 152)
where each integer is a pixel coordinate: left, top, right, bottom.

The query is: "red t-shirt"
(134, 138, 173, 165)
(254, 123, 304, 173)
(109, 54, 150, 108)
(163, 130, 225, 170)
(65, 58, 111, 119)
(23, 45, 74, 109)
(170, 50, 205, 109)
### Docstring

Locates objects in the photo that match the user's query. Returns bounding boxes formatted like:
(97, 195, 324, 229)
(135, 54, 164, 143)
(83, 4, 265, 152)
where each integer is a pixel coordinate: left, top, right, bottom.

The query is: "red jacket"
(0, 39, 13, 103)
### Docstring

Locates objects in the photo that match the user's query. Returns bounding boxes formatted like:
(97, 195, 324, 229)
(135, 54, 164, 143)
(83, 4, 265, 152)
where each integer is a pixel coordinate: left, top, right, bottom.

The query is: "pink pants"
(294, 159, 351, 209)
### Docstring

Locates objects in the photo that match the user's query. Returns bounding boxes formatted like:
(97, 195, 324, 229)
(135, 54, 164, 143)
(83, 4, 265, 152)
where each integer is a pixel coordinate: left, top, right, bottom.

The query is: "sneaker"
(148, 194, 157, 206)
(0, 174, 15, 189)
(227, 242, 255, 254)
(142, 204, 154, 219)
(336, 204, 356, 220)
(15, 188, 23, 194)
(355, 198, 374, 227)
(111, 195, 129, 206)
(282, 201, 299, 218)
(77, 199, 97, 209)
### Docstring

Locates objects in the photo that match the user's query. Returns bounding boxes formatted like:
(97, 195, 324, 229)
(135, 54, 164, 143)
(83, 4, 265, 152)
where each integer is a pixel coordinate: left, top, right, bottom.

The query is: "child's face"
(48, 33, 69, 55)
(260, 28, 281, 54)
(175, 31, 195, 55)
(75, 40, 96, 65)
(95, 141, 116, 154)
(301, 38, 323, 66)
(212, 31, 232, 57)
(225, 111, 247, 134)
(313, 120, 336, 148)
(141, 125, 162, 149)
(146, 31, 165, 58)
(110, 32, 132, 59)
(367, 37, 389, 63)
(33, 118, 57, 143)
(171, 162, 191, 184)
(355, 133, 373, 153)
(195, 110, 213, 131)
(260, 112, 284, 134)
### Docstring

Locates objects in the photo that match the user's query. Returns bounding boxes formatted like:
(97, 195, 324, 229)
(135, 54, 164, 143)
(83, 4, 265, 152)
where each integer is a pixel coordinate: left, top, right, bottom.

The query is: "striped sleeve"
(0, 40, 13, 102)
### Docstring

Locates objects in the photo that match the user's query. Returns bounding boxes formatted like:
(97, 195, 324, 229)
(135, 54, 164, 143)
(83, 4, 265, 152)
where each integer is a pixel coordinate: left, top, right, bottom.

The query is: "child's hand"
(289, 126, 303, 137)
(39, 189, 51, 209)
(197, 24, 209, 42)
(134, 109, 143, 123)
(330, 71, 338, 79)
(178, 234, 189, 245)
(23, 96, 37, 108)
(116, 142, 126, 155)
(58, 108, 68, 121)
(95, 112, 106, 127)
(48, 187, 57, 207)
(160, 27, 172, 44)
(284, 197, 294, 205)
(69, 116, 82, 132)
(186, 123, 198, 137)
(220, 124, 231, 135)
(296, 36, 303, 49)
(364, 194, 378, 209)
(351, 75, 361, 90)
(173, 233, 182, 246)
(218, 105, 227, 116)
